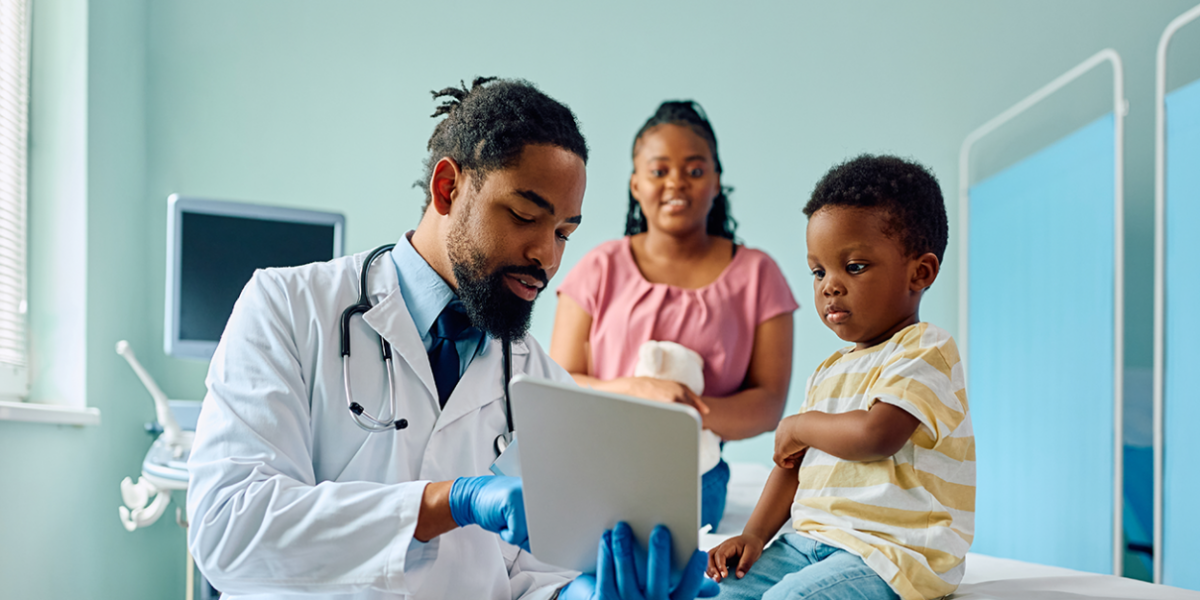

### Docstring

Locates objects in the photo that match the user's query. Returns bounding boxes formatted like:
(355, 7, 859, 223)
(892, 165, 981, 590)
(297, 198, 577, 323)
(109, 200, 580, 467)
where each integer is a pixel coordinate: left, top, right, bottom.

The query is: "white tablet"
(510, 375, 700, 574)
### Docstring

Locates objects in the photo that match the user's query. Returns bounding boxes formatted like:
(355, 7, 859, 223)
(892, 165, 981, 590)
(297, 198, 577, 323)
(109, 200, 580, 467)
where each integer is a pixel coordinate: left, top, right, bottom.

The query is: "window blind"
(0, 0, 29, 394)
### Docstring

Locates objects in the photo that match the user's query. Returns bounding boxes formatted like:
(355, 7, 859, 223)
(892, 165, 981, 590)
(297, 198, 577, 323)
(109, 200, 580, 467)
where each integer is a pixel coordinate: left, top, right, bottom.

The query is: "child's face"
(629, 124, 721, 236)
(806, 206, 939, 351)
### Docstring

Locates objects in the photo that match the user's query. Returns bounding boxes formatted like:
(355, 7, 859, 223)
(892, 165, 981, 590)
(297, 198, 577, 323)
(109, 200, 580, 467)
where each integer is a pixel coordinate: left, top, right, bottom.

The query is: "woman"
(550, 101, 797, 530)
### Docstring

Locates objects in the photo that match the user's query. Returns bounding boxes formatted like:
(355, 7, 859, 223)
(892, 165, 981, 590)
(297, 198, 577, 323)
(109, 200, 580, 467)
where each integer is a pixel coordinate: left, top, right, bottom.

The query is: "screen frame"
(165, 194, 345, 360)
(958, 50, 1125, 575)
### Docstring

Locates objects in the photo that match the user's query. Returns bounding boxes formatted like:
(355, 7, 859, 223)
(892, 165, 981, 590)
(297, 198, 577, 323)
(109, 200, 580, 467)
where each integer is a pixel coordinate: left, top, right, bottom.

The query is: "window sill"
(0, 399, 101, 426)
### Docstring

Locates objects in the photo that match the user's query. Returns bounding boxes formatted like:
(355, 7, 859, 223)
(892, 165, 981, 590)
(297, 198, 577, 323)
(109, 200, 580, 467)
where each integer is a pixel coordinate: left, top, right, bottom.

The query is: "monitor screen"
(166, 195, 345, 360)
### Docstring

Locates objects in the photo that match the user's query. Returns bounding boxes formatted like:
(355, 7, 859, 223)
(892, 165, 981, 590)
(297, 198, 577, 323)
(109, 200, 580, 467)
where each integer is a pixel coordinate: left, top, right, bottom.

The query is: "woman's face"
(630, 124, 721, 237)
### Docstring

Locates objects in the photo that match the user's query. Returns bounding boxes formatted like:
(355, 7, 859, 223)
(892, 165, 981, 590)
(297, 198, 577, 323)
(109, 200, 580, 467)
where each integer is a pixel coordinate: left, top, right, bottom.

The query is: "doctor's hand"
(558, 522, 718, 600)
(448, 476, 529, 551)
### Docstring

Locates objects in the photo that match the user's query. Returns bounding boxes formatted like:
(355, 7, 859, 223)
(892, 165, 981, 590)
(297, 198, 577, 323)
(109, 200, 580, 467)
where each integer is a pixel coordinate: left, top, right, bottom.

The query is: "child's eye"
(811, 269, 825, 280)
(650, 169, 667, 177)
(847, 263, 866, 274)
(689, 168, 704, 177)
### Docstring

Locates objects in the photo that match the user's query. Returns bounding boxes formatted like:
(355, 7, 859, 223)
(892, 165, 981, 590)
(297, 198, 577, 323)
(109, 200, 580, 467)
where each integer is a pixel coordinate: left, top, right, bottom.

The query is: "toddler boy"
(707, 155, 973, 600)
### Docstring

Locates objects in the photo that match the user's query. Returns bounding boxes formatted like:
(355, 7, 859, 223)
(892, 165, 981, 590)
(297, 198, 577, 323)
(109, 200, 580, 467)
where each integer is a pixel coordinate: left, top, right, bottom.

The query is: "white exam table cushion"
(704, 463, 1200, 600)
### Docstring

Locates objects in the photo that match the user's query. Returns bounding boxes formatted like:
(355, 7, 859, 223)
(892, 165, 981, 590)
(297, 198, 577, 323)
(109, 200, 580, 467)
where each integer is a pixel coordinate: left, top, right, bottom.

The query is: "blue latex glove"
(560, 522, 718, 600)
(448, 476, 529, 551)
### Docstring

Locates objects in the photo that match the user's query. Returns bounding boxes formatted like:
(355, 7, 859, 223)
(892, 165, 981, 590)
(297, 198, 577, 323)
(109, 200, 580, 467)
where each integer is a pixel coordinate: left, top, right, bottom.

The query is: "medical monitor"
(165, 195, 345, 360)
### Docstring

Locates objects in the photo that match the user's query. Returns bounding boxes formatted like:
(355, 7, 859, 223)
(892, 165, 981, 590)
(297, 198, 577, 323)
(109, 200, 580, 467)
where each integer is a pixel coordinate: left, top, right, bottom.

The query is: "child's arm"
(774, 402, 920, 467)
(706, 464, 800, 581)
(772, 400, 921, 465)
(743, 464, 800, 542)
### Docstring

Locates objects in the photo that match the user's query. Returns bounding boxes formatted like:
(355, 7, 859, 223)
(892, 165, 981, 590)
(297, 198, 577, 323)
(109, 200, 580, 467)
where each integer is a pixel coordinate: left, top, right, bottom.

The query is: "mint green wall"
(1, 0, 185, 598)
(140, 0, 1195, 461)
(1, 2, 1195, 597)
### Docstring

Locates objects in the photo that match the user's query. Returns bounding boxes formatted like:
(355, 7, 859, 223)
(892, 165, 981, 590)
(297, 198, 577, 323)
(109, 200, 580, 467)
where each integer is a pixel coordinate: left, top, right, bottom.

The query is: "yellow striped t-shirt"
(791, 322, 973, 600)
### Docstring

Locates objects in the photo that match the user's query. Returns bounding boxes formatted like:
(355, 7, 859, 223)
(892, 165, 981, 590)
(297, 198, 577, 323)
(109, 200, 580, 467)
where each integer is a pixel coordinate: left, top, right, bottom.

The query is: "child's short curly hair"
(804, 155, 947, 262)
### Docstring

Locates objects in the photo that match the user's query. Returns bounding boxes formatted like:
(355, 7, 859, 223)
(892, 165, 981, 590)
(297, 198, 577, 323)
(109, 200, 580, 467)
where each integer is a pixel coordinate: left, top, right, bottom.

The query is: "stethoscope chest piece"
(494, 431, 512, 456)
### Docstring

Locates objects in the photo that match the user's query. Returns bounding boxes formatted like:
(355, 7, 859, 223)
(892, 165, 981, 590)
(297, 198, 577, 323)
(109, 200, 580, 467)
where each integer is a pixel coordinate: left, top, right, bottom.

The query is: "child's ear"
(910, 252, 940, 292)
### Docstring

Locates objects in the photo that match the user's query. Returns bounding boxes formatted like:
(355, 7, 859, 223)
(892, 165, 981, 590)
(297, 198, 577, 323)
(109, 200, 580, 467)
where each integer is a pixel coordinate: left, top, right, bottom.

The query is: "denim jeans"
(715, 533, 899, 600)
(701, 459, 731, 531)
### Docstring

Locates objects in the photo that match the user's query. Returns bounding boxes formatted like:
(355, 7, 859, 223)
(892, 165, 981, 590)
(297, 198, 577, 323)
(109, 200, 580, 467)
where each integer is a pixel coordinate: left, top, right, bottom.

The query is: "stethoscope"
(340, 244, 515, 457)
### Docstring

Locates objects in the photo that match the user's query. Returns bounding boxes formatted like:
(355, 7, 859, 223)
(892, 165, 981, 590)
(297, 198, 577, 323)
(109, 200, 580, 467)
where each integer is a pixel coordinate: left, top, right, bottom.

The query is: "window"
(0, 0, 29, 401)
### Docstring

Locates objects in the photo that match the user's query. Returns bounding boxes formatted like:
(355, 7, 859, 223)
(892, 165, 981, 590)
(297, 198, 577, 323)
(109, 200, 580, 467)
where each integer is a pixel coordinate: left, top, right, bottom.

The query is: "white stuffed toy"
(634, 340, 723, 474)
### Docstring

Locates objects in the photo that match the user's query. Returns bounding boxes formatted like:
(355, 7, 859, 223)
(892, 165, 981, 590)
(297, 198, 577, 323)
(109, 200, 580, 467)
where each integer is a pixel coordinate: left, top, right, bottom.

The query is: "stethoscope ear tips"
(395, 419, 408, 430)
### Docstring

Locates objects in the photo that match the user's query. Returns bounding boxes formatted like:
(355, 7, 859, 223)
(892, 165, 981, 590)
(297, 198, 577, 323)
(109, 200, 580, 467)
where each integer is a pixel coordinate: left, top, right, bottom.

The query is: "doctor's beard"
(447, 242, 546, 343)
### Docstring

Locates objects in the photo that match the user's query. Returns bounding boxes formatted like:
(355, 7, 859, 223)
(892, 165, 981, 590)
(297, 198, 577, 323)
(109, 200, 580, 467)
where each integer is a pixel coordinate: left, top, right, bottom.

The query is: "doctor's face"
(446, 144, 586, 339)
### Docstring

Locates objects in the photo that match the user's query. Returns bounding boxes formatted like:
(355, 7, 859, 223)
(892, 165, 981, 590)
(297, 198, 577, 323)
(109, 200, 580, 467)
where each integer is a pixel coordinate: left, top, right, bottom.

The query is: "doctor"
(187, 77, 716, 600)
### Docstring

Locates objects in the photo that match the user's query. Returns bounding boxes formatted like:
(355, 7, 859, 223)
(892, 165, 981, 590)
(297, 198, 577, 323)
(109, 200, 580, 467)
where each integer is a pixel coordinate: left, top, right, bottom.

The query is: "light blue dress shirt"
(390, 232, 486, 377)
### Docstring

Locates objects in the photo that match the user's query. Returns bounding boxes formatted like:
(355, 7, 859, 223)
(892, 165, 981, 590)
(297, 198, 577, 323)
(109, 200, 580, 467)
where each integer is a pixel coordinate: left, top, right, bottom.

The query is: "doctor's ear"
(429, 157, 463, 217)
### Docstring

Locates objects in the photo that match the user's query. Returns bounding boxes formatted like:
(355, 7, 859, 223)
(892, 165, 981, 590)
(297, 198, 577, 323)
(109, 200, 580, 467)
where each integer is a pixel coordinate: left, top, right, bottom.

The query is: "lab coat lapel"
(434, 337, 531, 433)
(358, 252, 440, 408)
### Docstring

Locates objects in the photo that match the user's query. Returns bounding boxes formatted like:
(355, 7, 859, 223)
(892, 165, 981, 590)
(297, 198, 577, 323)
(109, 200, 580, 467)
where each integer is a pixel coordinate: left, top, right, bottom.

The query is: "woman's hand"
(773, 414, 809, 469)
(614, 377, 710, 415)
(705, 534, 765, 582)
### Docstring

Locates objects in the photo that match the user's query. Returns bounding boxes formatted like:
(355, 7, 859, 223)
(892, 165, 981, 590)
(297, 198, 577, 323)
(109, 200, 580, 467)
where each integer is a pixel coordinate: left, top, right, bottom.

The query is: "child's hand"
(775, 447, 808, 469)
(773, 414, 810, 469)
(706, 534, 765, 582)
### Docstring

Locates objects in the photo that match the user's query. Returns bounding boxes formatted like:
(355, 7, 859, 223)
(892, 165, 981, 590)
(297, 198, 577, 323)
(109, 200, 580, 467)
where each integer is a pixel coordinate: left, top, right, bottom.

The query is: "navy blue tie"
(429, 302, 474, 408)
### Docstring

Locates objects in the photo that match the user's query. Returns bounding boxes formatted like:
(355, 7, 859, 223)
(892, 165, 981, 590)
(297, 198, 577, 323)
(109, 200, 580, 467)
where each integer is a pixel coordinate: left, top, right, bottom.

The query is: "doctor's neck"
(411, 196, 464, 292)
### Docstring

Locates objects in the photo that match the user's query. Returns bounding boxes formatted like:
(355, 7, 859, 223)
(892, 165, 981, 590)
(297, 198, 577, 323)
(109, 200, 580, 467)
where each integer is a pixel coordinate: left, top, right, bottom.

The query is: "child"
(706, 155, 973, 600)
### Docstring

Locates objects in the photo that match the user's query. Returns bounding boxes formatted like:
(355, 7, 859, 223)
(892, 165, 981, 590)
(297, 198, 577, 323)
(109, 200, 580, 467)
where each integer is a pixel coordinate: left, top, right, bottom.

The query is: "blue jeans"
(715, 534, 899, 600)
(701, 459, 730, 531)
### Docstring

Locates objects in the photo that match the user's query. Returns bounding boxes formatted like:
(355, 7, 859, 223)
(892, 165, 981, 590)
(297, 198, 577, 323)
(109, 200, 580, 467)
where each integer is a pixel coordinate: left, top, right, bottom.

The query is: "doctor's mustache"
(497, 264, 548, 291)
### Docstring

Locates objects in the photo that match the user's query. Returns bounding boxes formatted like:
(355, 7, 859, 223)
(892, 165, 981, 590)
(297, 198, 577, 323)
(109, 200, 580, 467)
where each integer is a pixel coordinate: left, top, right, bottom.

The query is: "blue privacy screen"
(1164, 77, 1200, 591)
(968, 114, 1116, 574)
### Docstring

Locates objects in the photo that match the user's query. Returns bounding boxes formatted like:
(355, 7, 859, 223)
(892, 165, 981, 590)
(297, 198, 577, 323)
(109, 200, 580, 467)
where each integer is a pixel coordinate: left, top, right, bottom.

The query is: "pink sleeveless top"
(557, 238, 798, 398)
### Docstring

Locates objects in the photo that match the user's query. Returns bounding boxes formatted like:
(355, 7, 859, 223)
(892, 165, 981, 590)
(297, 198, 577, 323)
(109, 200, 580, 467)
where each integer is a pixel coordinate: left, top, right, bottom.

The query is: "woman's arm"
(698, 312, 793, 440)
(549, 293, 593, 379)
(551, 296, 792, 437)
(550, 295, 706, 409)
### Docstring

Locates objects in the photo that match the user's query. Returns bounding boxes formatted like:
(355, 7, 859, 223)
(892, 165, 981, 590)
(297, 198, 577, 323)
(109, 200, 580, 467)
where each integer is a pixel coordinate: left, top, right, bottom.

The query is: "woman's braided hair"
(418, 77, 588, 209)
(624, 100, 737, 240)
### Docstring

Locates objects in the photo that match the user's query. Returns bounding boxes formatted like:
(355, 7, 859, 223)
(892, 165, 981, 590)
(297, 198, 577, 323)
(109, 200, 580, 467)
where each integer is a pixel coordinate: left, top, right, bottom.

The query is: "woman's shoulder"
(559, 237, 635, 292)
(585, 237, 630, 258)
(734, 244, 784, 264)
(569, 237, 631, 272)
(730, 244, 790, 278)
(725, 243, 799, 314)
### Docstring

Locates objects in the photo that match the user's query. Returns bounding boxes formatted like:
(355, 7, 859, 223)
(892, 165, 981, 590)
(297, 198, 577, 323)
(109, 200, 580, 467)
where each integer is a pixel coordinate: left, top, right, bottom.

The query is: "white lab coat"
(187, 248, 578, 600)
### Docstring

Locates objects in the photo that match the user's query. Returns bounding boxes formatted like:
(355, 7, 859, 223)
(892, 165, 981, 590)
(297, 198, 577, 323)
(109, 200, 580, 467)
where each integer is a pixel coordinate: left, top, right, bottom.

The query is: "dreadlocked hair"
(418, 77, 588, 209)
(624, 100, 737, 240)
(804, 154, 948, 262)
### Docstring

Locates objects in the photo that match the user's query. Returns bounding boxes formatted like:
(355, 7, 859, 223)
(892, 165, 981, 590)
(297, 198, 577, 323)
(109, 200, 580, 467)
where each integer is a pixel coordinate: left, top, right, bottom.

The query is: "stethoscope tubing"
(344, 355, 406, 432)
(341, 244, 514, 454)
